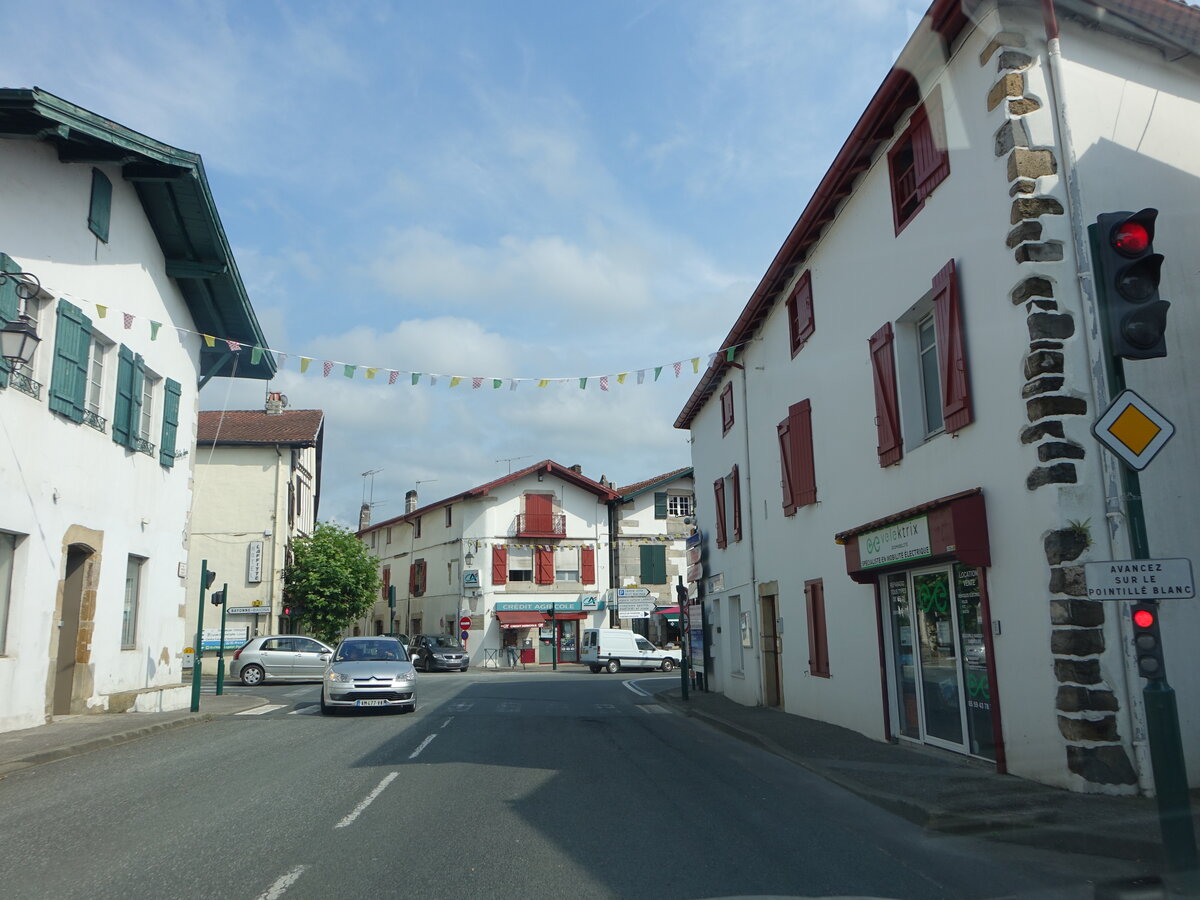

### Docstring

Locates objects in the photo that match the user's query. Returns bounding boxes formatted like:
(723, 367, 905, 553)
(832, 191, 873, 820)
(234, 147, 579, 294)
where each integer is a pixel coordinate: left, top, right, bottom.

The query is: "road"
(0, 670, 1135, 899)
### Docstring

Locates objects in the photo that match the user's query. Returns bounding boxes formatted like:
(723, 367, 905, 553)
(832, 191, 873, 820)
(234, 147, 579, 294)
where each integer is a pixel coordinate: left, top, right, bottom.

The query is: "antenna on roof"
(496, 455, 531, 474)
(361, 469, 382, 506)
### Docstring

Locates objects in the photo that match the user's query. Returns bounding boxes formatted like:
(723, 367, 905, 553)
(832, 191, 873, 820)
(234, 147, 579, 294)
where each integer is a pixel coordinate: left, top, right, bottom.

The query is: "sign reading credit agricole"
(859, 516, 932, 570)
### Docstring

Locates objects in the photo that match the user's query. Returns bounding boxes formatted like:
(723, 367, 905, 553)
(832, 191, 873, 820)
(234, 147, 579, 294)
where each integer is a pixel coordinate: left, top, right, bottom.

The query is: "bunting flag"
(600, 376, 609, 392)
(450, 376, 463, 387)
(654, 367, 663, 381)
(388, 370, 399, 385)
(726, 347, 736, 362)
(96, 304, 108, 318)
(617, 373, 627, 385)
(637, 370, 645, 385)
(493, 379, 502, 389)
(365, 368, 378, 380)
(430, 375, 439, 386)
(150, 321, 162, 341)
(410, 372, 420, 385)
(673, 361, 682, 377)
(203, 334, 216, 348)
(322, 361, 334, 377)
(472, 377, 483, 389)
(250, 347, 263, 365)
(300, 357, 312, 373)
(123, 313, 134, 329)
(278, 353, 289, 367)
(578, 377, 587, 390)
(226, 339, 241, 352)
(509, 379, 518, 391)
(691, 357, 700, 373)
(343, 364, 356, 378)
(538, 379, 549, 388)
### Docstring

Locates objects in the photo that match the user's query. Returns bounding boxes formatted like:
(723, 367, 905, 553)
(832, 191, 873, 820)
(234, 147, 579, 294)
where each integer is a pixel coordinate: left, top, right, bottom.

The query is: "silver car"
(230, 635, 334, 686)
(320, 636, 417, 714)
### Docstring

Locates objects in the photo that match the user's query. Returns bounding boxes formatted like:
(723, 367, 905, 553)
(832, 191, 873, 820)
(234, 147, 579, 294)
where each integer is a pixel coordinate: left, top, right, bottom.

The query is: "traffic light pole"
(189, 559, 209, 713)
(215, 583, 229, 696)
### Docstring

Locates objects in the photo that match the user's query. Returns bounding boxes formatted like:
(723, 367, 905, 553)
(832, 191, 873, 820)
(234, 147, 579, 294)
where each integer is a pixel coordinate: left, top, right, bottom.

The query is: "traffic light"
(1091, 208, 1169, 360)
(203, 570, 217, 589)
(1131, 602, 1167, 680)
(675, 583, 688, 605)
(388, 585, 396, 609)
(209, 590, 225, 606)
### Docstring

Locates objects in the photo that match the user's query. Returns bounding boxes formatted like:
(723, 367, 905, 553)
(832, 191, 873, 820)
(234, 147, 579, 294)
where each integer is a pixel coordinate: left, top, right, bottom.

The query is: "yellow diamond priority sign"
(1093, 389, 1174, 471)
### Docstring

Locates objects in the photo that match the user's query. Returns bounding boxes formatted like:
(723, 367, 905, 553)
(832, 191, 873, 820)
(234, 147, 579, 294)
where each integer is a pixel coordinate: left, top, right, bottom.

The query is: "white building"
(676, 0, 1200, 793)
(357, 460, 621, 665)
(185, 398, 324, 670)
(0, 89, 274, 732)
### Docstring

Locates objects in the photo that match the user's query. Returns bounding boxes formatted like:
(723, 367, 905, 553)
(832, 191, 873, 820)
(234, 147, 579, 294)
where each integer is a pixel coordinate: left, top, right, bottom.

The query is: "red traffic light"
(1112, 221, 1151, 256)
(1133, 608, 1156, 629)
(283, 606, 292, 616)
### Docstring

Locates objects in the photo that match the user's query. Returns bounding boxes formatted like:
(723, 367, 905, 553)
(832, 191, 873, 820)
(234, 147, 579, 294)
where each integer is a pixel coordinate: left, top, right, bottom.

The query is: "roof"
(0, 87, 275, 380)
(673, 0, 1200, 430)
(614, 467, 694, 500)
(197, 409, 324, 446)
(361, 459, 621, 535)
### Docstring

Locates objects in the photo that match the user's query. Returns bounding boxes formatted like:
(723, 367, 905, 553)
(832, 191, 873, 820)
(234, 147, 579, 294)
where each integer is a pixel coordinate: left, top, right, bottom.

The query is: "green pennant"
(344, 365, 356, 378)
(654, 366, 663, 381)
(250, 346, 263, 365)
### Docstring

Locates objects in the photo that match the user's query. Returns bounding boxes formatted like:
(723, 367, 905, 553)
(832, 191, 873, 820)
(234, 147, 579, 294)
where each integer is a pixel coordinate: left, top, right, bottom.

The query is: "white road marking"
(595, 704, 616, 711)
(288, 706, 318, 715)
(256, 865, 306, 899)
(449, 702, 474, 712)
(335, 772, 399, 828)
(440, 717, 454, 729)
(638, 705, 669, 714)
(237, 704, 286, 715)
(623, 680, 650, 697)
(624, 676, 678, 697)
(409, 733, 438, 759)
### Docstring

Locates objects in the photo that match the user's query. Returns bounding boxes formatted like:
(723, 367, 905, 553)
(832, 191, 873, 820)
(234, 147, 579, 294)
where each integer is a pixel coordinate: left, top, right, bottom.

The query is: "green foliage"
(284, 522, 380, 645)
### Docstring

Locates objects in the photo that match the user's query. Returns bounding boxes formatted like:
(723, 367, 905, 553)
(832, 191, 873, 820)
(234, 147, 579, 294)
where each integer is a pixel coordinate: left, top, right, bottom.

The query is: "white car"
(581, 628, 682, 674)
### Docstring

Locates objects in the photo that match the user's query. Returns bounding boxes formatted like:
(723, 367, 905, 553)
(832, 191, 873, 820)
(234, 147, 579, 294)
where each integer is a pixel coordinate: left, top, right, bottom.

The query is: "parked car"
(320, 636, 417, 714)
(408, 634, 470, 671)
(230, 635, 334, 686)
(581, 628, 682, 673)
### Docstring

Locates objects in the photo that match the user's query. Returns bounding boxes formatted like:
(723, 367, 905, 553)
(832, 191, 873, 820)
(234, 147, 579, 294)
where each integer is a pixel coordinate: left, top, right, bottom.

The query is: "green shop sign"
(859, 516, 932, 570)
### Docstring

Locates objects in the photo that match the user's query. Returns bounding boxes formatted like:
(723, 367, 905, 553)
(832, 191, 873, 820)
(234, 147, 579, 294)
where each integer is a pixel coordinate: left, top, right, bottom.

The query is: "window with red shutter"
(787, 270, 814, 356)
(792, 400, 817, 506)
(777, 418, 796, 517)
(720, 383, 734, 435)
(713, 478, 728, 549)
(581, 546, 596, 584)
(887, 88, 950, 235)
(805, 578, 829, 678)
(410, 559, 427, 597)
(931, 259, 972, 434)
(535, 547, 554, 584)
(731, 465, 742, 543)
(869, 323, 903, 467)
(492, 545, 508, 585)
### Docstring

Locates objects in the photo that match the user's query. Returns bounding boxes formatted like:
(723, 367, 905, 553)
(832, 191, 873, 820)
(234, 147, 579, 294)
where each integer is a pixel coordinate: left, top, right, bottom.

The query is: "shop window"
(887, 89, 949, 234)
(0, 532, 16, 654)
(805, 578, 829, 678)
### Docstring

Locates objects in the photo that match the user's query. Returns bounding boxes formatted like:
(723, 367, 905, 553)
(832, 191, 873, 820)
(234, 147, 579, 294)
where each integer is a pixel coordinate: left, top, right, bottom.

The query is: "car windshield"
(335, 641, 406, 662)
(428, 636, 463, 650)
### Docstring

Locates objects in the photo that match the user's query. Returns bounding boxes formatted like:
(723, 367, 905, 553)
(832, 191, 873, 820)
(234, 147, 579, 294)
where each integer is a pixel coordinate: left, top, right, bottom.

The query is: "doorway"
(53, 545, 92, 716)
(760, 595, 781, 707)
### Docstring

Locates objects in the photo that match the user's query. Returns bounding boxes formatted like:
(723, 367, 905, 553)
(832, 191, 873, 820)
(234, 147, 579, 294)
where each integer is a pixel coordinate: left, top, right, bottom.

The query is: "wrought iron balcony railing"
(515, 513, 566, 538)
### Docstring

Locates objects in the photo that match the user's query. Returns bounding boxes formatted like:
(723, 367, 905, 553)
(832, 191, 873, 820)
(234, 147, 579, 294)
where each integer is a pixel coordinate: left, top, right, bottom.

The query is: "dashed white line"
(256, 865, 306, 899)
(335, 772, 399, 828)
(409, 733, 438, 759)
(638, 705, 669, 714)
(237, 704, 286, 715)
(440, 717, 454, 729)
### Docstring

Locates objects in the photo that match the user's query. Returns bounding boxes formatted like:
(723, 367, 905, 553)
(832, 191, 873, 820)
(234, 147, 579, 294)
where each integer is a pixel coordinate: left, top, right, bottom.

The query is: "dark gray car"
(230, 635, 333, 686)
(408, 634, 470, 671)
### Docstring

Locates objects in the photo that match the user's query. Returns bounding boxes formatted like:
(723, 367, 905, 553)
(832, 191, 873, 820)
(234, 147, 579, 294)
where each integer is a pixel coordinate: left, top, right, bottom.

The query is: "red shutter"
(805, 579, 829, 677)
(581, 546, 596, 584)
(731, 465, 742, 543)
(721, 383, 734, 434)
(535, 547, 554, 584)
(869, 323, 903, 467)
(791, 400, 817, 506)
(915, 90, 949, 197)
(713, 478, 727, 549)
(789, 270, 814, 355)
(492, 545, 508, 585)
(409, 563, 417, 594)
(932, 259, 972, 434)
(525, 493, 553, 533)
(778, 418, 796, 517)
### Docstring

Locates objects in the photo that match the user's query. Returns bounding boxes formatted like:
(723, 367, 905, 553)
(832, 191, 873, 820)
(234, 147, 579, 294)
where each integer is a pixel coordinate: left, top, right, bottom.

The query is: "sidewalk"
(0, 689, 267, 778)
(654, 683, 1200, 874)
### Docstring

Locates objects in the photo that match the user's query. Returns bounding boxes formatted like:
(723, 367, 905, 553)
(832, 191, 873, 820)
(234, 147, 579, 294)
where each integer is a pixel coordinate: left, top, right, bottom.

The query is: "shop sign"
(859, 516, 931, 569)
(463, 569, 480, 588)
(495, 600, 582, 612)
(247, 541, 263, 583)
(580, 594, 601, 610)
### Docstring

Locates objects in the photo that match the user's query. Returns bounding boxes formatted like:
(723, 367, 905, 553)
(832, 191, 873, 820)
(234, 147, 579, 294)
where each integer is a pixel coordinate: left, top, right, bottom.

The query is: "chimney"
(359, 502, 371, 531)
(570, 464, 582, 474)
(405, 490, 418, 513)
(265, 391, 288, 415)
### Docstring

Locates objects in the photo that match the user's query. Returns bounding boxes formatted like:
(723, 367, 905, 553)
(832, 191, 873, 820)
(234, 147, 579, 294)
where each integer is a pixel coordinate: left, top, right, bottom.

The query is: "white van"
(581, 628, 682, 674)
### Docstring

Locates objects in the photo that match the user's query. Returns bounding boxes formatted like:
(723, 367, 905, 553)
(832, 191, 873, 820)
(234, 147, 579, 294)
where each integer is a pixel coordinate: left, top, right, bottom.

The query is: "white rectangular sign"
(227, 606, 267, 616)
(247, 541, 264, 583)
(616, 588, 651, 598)
(1084, 558, 1195, 600)
(858, 516, 931, 570)
(618, 599, 655, 617)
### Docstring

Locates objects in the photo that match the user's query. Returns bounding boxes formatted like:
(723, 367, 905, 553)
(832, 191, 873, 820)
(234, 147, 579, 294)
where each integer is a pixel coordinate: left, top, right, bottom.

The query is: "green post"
(189, 559, 209, 713)
(551, 606, 557, 671)
(215, 583, 229, 696)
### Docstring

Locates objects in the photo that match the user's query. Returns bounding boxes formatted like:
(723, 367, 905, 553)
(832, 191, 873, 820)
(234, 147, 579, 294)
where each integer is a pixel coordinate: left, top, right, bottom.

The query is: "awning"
(496, 610, 548, 629)
(545, 612, 588, 621)
(655, 606, 680, 615)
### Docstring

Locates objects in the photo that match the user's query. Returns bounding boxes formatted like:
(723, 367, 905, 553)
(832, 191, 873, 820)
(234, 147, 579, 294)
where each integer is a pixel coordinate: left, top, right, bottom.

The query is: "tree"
(284, 522, 380, 645)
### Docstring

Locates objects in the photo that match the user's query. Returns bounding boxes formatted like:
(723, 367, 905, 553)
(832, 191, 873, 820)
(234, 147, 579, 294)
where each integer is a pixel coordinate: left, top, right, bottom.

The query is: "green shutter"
(112, 345, 135, 446)
(159, 378, 182, 466)
(640, 544, 667, 585)
(88, 169, 112, 243)
(48, 299, 92, 422)
(654, 491, 668, 519)
(0, 253, 20, 389)
(131, 353, 145, 445)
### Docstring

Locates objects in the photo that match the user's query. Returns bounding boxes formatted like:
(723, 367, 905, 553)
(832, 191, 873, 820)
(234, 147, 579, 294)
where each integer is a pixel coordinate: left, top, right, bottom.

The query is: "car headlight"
(327, 671, 354, 683)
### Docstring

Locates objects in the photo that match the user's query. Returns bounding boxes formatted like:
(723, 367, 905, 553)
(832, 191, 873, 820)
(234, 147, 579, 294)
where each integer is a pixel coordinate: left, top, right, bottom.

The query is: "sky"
(3, 0, 928, 525)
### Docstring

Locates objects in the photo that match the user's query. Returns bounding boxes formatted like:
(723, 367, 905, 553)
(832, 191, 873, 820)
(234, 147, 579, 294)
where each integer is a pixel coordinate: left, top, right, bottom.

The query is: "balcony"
(10, 370, 42, 400)
(515, 513, 566, 539)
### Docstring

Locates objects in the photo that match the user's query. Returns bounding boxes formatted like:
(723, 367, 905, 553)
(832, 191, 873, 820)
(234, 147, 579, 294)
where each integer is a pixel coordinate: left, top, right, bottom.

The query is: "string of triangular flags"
(58, 291, 746, 390)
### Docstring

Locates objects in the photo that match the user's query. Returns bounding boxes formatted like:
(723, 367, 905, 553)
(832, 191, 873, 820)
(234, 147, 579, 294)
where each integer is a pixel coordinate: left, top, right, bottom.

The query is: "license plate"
(355, 699, 387, 707)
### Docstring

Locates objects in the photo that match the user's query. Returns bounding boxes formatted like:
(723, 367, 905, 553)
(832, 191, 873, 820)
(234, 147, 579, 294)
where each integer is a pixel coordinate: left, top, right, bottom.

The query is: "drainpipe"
(1040, 0, 1152, 793)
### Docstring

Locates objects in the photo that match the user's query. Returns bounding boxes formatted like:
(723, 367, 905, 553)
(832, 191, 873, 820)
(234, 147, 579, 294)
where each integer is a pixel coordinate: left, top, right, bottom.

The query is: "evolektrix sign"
(858, 516, 931, 570)
(1084, 558, 1195, 600)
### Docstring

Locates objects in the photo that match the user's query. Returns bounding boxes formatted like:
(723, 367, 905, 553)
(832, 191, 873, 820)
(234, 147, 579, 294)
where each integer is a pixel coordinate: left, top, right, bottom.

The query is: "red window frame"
(887, 90, 949, 235)
(720, 383, 734, 435)
(786, 270, 814, 356)
(805, 578, 829, 678)
(713, 478, 728, 549)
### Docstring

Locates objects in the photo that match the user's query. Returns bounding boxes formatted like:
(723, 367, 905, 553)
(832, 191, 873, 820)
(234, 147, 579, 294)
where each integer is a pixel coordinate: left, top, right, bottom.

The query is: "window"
(386, 527, 393, 545)
(786, 269, 815, 356)
(86, 335, 110, 420)
(731, 465, 742, 543)
(917, 314, 943, 435)
(492, 545, 508, 585)
(869, 322, 902, 467)
(136, 369, 159, 455)
(555, 547, 579, 583)
(413, 517, 422, 538)
(0, 253, 19, 390)
(10, 294, 47, 393)
(580, 546, 596, 585)
(88, 168, 112, 242)
(508, 548, 532, 582)
(48, 299, 93, 424)
(654, 491, 667, 519)
(123, 556, 144, 649)
(778, 399, 817, 515)
(887, 89, 949, 234)
(0, 532, 14, 655)
(640, 544, 667, 584)
(720, 383, 734, 435)
(409, 559, 427, 596)
(112, 344, 147, 450)
(667, 494, 693, 518)
(805, 578, 830, 677)
(445, 506, 452, 527)
(713, 477, 728, 549)
(158, 378, 182, 467)
(535, 547, 554, 585)
(370, 531, 378, 549)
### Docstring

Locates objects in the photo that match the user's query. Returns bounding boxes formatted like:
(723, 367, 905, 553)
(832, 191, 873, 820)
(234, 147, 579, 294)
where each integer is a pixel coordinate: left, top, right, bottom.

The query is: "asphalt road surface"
(0, 670, 1138, 899)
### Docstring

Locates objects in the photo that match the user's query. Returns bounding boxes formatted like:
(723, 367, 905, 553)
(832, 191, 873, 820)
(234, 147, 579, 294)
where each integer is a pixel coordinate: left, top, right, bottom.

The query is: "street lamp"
(0, 270, 43, 366)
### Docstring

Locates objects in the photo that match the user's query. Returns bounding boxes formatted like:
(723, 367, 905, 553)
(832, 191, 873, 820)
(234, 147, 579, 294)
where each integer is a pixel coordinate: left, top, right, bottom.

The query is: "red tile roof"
(197, 409, 324, 445)
(614, 467, 694, 498)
